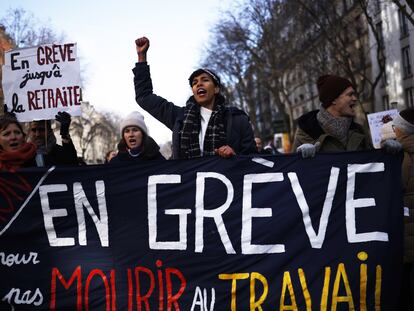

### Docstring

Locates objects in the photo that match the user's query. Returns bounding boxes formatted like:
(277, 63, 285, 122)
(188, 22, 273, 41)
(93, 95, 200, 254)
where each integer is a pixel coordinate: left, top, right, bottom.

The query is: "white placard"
(1, 43, 82, 122)
(367, 109, 398, 149)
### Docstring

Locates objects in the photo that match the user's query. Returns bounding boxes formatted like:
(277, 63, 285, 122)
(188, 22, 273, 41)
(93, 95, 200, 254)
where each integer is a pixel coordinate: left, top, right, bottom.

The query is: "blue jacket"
(133, 62, 257, 159)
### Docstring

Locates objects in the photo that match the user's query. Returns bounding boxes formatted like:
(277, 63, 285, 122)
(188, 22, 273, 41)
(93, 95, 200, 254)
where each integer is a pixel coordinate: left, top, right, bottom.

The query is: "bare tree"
(70, 102, 119, 163)
(201, 0, 387, 141)
(295, 0, 387, 117)
(0, 8, 66, 114)
(0, 7, 65, 47)
(201, 0, 298, 137)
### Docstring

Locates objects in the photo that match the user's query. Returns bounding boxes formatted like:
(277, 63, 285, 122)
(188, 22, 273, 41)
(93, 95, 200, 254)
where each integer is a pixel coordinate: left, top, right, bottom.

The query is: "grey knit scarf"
(317, 106, 352, 146)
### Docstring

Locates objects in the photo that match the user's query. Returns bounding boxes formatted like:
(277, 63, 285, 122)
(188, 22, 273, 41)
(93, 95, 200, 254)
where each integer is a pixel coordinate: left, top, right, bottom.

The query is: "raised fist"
(55, 111, 71, 138)
(135, 37, 150, 55)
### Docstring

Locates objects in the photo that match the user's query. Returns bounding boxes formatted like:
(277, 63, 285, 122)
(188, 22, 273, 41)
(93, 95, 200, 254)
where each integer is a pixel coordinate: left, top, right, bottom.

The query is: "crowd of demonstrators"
(133, 36, 257, 159)
(392, 108, 414, 310)
(1, 40, 412, 309)
(1, 46, 412, 302)
(109, 111, 164, 163)
(0, 70, 408, 169)
(28, 112, 78, 167)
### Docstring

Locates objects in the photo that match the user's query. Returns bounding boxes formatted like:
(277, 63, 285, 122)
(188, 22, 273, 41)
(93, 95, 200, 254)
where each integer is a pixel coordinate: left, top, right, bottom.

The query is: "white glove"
(382, 139, 402, 155)
(297, 142, 320, 158)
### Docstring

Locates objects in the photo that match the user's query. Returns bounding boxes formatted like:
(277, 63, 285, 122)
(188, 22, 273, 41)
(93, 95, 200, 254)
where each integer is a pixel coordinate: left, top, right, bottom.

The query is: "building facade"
(371, 0, 414, 111)
(283, 0, 373, 125)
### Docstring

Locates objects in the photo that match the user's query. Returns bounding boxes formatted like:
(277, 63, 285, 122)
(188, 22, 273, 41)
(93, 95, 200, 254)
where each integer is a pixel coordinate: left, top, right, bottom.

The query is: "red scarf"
(0, 142, 37, 172)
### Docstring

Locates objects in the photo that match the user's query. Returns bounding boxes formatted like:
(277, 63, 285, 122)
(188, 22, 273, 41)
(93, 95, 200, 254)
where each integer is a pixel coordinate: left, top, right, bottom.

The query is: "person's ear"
(214, 86, 220, 94)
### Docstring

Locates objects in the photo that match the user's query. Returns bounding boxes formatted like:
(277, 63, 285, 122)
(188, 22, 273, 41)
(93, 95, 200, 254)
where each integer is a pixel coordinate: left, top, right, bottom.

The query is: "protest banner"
(367, 109, 399, 149)
(1, 43, 82, 122)
(0, 152, 403, 310)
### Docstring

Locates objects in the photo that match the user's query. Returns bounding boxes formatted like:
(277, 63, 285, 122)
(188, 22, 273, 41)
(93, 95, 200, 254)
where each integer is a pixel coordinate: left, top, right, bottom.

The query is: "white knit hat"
(120, 111, 148, 135)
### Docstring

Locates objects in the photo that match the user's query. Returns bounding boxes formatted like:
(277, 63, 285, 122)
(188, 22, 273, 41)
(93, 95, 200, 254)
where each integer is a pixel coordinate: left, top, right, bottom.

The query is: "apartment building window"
(380, 69, 388, 87)
(343, 25, 349, 43)
(359, 46, 366, 70)
(399, 9, 409, 37)
(374, 0, 381, 13)
(355, 15, 362, 36)
(376, 22, 384, 48)
(382, 95, 389, 110)
(342, 0, 348, 12)
(406, 87, 414, 108)
(402, 46, 413, 78)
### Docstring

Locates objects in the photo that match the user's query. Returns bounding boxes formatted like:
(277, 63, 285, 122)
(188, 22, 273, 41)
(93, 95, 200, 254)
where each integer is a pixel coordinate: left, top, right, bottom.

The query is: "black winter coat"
(133, 62, 257, 159)
(110, 136, 165, 163)
(42, 140, 78, 166)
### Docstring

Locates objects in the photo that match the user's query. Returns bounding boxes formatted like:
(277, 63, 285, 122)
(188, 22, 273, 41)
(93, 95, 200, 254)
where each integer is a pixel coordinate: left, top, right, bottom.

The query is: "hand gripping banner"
(0, 151, 403, 310)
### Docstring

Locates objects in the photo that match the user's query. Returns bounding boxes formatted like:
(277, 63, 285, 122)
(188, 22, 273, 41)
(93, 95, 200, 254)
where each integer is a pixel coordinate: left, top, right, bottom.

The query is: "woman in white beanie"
(110, 111, 164, 163)
(394, 108, 414, 309)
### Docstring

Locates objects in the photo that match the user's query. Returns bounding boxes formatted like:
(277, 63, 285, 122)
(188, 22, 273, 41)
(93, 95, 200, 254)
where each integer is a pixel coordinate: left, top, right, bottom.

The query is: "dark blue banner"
(0, 151, 404, 310)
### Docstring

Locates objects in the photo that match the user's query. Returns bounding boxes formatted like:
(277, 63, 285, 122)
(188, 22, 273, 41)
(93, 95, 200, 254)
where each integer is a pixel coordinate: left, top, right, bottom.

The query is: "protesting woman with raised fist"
(133, 36, 256, 160)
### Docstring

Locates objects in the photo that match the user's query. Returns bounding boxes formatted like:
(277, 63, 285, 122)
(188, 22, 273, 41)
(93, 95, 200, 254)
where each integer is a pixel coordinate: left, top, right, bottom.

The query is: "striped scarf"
(180, 97, 227, 159)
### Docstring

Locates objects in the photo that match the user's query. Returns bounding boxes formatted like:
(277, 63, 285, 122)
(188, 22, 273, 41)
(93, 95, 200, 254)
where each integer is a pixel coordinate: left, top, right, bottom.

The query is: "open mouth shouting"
(197, 88, 207, 96)
(123, 126, 143, 150)
(128, 138, 138, 148)
(8, 141, 21, 150)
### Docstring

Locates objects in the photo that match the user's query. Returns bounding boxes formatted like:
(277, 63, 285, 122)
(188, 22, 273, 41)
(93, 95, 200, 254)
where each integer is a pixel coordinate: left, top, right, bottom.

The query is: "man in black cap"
(133, 36, 256, 159)
(292, 74, 374, 157)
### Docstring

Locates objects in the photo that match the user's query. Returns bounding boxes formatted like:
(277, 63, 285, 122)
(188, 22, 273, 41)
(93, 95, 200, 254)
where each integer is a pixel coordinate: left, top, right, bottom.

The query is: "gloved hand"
(297, 142, 320, 158)
(55, 111, 71, 138)
(3, 104, 16, 118)
(381, 139, 402, 155)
